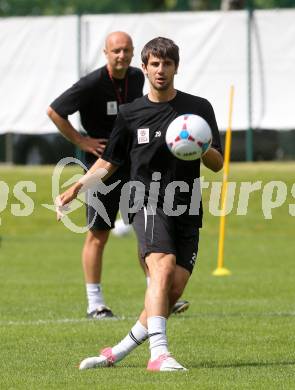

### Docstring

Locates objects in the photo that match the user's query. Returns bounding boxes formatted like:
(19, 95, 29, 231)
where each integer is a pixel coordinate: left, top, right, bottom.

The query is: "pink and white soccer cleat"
(79, 347, 116, 370)
(147, 353, 187, 372)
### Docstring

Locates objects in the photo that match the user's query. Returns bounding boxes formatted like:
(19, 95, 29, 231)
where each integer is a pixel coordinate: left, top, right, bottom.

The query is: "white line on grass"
(1, 312, 295, 327)
(0, 316, 132, 327)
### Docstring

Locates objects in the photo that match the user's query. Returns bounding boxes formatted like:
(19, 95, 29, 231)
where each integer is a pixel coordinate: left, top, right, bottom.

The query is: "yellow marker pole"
(213, 85, 234, 276)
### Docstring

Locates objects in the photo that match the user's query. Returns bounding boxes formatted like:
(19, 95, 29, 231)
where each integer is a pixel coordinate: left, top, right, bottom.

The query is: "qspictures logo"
(43, 157, 121, 233)
(0, 158, 295, 233)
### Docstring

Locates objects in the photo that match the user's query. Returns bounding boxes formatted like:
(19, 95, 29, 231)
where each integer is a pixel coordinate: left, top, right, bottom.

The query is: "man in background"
(47, 31, 144, 319)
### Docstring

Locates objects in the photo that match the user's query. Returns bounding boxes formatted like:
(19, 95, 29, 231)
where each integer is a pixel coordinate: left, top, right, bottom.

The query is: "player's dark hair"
(141, 37, 179, 68)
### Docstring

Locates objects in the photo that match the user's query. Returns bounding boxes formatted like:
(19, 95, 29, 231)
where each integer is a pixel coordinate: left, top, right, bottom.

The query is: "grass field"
(0, 162, 295, 389)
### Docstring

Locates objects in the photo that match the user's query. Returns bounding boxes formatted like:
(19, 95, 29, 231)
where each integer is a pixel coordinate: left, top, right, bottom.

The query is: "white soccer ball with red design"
(165, 114, 212, 161)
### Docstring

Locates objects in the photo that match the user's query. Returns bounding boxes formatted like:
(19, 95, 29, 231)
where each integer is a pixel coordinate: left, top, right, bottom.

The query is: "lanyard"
(107, 67, 128, 105)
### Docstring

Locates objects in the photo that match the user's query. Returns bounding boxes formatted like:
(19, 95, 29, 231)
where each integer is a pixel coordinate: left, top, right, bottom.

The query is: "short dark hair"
(141, 37, 179, 68)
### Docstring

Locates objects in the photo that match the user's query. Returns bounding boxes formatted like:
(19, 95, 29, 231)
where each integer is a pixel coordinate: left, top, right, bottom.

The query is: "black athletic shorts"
(132, 206, 200, 274)
(85, 157, 128, 231)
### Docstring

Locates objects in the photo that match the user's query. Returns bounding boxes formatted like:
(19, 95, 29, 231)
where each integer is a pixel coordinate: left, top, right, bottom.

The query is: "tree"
(220, 0, 245, 10)
(0, 0, 294, 16)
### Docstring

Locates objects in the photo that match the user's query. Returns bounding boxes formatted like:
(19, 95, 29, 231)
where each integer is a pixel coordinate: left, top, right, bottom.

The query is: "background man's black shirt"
(50, 65, 144, 167)
(50, 66, 144, 135)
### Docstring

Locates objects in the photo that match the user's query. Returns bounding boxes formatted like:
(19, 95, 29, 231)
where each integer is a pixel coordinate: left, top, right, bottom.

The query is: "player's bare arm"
(56, 158, 118, 219)
(202, 147, 223, 172)
(47, 106, 105, 157)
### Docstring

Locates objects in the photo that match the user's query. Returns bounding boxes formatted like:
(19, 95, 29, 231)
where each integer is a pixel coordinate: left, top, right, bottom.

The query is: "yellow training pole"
(212, 85, 234, 276)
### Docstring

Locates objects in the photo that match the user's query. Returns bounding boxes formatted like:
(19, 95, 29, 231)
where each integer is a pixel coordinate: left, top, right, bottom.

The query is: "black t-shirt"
(50, 65, 144, 165)
(102, 90, 222, 225)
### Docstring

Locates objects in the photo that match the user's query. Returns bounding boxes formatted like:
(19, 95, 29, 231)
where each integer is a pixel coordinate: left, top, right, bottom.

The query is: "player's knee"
(153, 265, 175, 293)
(87, 229, 109, 248)
(158, 262, 176, 286)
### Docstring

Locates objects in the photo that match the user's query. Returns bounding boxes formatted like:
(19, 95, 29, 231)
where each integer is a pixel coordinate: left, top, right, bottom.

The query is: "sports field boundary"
(1, 311, 295, 327)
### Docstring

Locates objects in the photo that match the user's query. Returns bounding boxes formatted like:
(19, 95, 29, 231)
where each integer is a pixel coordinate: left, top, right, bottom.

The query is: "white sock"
(86, 283, 105, 313)
(111, 320, 148, 361)
(147, 316, 168, 361)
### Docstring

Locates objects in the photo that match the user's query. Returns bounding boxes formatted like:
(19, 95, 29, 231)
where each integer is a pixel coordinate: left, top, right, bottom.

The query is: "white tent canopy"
(0, 16, 79, 133)
(0, 10, 294, 134)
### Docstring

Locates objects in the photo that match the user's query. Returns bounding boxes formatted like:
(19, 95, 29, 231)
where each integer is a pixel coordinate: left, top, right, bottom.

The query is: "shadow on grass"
(174, 312, 295, 319)
(77, 360, 295, 371)
(190, 360, 295, 369)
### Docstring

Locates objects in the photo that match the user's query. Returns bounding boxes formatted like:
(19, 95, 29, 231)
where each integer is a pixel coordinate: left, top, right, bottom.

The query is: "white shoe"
(147, 353, 187, 372)
(79, 348, 115, 370)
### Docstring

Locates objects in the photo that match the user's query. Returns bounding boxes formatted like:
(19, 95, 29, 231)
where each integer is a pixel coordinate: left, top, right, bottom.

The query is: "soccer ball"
(165, 114, 212, 161)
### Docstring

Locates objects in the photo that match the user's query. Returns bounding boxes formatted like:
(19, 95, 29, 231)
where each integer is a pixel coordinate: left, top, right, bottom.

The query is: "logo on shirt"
(137, 128, 149, 144)
(107, 101, 118, 115)
(155, 131, 162, 138)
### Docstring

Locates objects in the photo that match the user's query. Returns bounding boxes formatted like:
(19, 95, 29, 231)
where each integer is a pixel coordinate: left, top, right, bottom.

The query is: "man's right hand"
(47, 107, 108, 158)
(77, 137, 108, 158)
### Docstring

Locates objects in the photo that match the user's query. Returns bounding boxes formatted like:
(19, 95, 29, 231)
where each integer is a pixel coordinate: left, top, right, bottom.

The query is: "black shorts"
(132, 206, 200, 274)
(85, 160, 128, 231)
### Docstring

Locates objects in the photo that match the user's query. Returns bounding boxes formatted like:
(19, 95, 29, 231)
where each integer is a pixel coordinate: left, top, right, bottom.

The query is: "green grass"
(0, 162, 295, 389)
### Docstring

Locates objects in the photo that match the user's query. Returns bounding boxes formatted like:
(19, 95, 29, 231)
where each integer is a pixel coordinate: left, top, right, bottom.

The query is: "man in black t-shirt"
(47, 32, 144, 319)
(56, 37, 223, 371)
